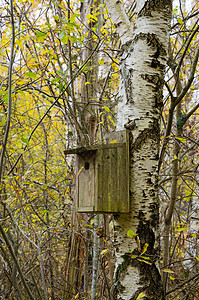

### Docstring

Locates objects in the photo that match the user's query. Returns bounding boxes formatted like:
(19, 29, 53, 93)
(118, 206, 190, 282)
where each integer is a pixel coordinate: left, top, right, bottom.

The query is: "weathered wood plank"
(117, 144, 129, 212)
(110, 147, 118, 211)
(96, 149, 103, 211)
(77, 153, 95, 211)
(64, 142, 125, 155)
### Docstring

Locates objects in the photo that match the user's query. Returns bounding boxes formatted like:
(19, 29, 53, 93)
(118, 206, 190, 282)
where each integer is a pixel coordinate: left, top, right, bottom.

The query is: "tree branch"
(105, 0, 134, 45)
(0, 224, 35, 300)
(174, 46, 199, 107)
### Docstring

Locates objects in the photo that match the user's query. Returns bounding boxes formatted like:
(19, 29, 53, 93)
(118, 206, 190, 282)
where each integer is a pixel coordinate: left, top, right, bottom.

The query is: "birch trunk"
(105, 1, 172, 299)
(183, 193, 199, 274)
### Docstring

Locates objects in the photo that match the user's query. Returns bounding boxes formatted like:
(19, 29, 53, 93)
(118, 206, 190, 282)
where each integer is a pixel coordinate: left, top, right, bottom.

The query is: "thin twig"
(166, 273, 199, 295)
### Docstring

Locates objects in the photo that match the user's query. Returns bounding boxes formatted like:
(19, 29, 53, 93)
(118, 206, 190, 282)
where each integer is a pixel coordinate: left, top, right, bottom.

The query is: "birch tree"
(105, 1, 172, 299)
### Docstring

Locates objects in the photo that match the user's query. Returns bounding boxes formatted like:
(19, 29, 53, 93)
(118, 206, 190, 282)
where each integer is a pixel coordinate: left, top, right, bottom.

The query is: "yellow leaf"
(103, 237, 107, 244)
(141, 243, 149, 255)
(98, 58, 104, 65)
(100, 249, 111, 258)
(85, 81, 90, 85)
(92, 34, 98, 41)
(170, 275, 175, 280)
(175, 226, 188, 232)
(86, 13, 98, 23)
(175, 137, 186, 143)
(108, 115, 115, 126)
(187, 233, 196, 238)
(75, 293, 79, 299)
(78, 166, 84, 175)
(136, 291, 146, 300)
(131, 255, 138, 259)
(137, 258, 152, 265)
(196, 255, 199, 261)
(162, 268, 174, 273)
(110, 140, 117, 144)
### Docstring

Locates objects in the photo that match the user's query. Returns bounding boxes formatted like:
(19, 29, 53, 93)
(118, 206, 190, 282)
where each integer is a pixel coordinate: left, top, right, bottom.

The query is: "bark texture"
(106, 0, 172, 299)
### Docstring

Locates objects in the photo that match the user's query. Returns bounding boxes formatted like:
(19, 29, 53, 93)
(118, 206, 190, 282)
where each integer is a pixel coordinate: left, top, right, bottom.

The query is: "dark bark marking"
(141, 74, 160, 85)
(132, 33, 166, 109)
(134, 32, 167, 58)
(115, 21, 123, 28)
(122, 67, 134, 104)
(113, 220, 164, 299)
(135, 220, 163, 299)
(124, 119, 137, 130)
(138, 0, 172, 18)
(136, 220, 155, 250)
(142, 190, 147, 198)
(132, 118, 160, 152)
(149, 201, 159, 229)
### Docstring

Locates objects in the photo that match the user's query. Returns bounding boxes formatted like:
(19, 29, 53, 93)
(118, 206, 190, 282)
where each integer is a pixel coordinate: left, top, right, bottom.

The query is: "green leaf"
(59, 82, 64, 92)
(56, 70, 64, 76)
(53, 16, 59, 21)
(51, 78, 60, 84)
(36, 31, 47, 38)
(82, 223, 93, 229)
(24, 72, 37, 79)
(126, 249, 134, 254)
(140, 256, 150, 260)
(0, 120, 6, 126)
(127, 230, 138, 239)
(41, 184, 47, 190)
(177, 17, 183, 24)
(59, 31, 68, 44)
(104, 106, 110, 112)
(16, 90, 25, 95)
(21, 137, 29, 146)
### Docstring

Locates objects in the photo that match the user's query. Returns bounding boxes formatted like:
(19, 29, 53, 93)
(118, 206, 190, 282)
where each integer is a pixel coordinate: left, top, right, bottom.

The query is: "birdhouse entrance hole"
(84, 162, 90, 170)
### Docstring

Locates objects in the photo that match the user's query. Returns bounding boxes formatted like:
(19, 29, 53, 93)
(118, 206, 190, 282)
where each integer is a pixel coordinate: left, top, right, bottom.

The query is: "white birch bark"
(105, 1, 172, 299)
(183, 190, 199, 273)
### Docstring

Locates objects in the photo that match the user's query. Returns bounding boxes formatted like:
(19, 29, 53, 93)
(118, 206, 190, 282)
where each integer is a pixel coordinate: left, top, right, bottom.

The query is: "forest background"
(0, 0, 198, 299)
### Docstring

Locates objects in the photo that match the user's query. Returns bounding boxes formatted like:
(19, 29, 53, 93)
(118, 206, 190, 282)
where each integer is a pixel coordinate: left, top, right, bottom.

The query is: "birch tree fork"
(105, 1, 172, 299)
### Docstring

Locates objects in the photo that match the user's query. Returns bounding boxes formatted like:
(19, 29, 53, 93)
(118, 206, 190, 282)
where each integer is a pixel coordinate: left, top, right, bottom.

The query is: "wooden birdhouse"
(64, 130, 129, 213)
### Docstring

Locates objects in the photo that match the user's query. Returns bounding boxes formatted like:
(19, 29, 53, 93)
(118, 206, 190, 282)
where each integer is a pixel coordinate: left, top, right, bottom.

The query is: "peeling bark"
(106, 0, 172, 299)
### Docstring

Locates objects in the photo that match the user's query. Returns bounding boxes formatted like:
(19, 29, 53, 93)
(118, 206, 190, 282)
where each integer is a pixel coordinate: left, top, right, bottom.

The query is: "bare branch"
(174, 46, 199, 106)
(105, 0, 134, 45)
